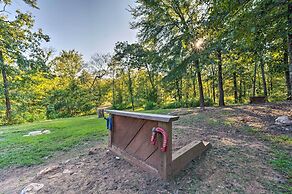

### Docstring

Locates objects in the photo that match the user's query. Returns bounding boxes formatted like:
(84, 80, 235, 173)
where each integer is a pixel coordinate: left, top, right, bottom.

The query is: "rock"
(88, 148, 98, 155)
(20, 183, 44, 194)
(37, 165, 60, 177)
(23, 130, 51, 137)
(42, 130, 51, 134)
(48, 172, 62, 179)
(63, 169, 73, 174)
(275, 116, 292, 126)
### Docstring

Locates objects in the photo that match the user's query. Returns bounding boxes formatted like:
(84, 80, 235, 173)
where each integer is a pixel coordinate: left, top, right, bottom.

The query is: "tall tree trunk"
(211, 63, 216, 103)
(259, 56, 268, 96)
(288, 2, 292, 99)
(239, 76, 243, 103)
(127, 69, 134, 111)
(217, 49, 225, 106)
(175, 79, 182, 102)
(192, 72, 197, 98)
(252, 61, 258, 96)
(112, 69, 116, 106)
(233, 71, 238, 103)
(284, 46, 291, 99)
(195, 59, 204, 109)
(0, 51, 11, 122)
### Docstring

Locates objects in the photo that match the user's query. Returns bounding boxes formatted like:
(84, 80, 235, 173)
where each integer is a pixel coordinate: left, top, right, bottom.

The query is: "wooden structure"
(105, 110, 211, 180)
(249, 96, 267, 104)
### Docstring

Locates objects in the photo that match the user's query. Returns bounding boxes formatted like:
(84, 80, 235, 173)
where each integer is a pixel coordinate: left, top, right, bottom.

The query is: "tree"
(50, 50, 83, 81)
(0, 0, 49, 122)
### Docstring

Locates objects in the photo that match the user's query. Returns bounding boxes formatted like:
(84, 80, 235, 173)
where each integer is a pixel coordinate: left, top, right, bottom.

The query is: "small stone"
(37, 165, 60, 177)
(42, 130, 51, 134)
(88, 148, 98, 155)
(275, 116, 292, 126)
(48, 172, 62, 179)
(63, 169, 73, 174)
(20, 183, 44, 194)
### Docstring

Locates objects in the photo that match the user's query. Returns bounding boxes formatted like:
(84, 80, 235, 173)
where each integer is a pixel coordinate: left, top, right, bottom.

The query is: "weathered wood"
(105, 110, 179, 122)
(107, 110, 211, 180)
(172, 141, 211, 176)
(110, 145, 159, 175)
(97, 109, 105, 118)
(249, 96, 267, 104)
(112, 115, 146, 149)
(158, 121, 172, 180)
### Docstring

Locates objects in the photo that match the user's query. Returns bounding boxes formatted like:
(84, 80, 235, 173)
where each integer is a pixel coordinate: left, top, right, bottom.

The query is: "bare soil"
(0, 102, 291, 193)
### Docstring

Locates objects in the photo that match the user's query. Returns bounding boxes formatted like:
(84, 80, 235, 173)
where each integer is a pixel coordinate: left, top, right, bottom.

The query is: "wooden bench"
(105, 110, 211, 180)
(249, 96, 267, 104)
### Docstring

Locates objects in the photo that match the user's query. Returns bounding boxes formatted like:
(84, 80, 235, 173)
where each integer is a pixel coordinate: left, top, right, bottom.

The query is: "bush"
(144, 101, 157, 110)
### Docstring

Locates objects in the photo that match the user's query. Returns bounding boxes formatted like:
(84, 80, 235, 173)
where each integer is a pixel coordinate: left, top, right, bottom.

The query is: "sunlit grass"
(0, 115, 107, 168)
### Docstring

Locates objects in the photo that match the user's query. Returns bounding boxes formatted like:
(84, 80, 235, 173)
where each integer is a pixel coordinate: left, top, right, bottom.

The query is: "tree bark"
(192, 72, 197, 98)
(195, 59, 204, 109)
(217, 49, 225, 106)
(0, 51, 12, 122)
(284, 45, 291, 99)
(112, 69, 116, 106)
(239, 76, 243, 103)
(252, 61, 258, 96)
(211, 63, 216, 103)
(127, 69, 135, 111)
(259, 56, 268, 96)
(233, 71, 238, 103)
(288, 2, 292, 100)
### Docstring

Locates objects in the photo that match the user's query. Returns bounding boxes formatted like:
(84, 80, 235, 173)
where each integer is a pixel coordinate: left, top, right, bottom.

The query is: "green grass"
(0, 115, 107, 169)
(137, 108, 173, 114)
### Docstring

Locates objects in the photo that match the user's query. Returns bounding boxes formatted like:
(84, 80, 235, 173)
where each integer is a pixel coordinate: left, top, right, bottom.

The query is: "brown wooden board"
(125, 120, 159, 161)
(112, 115, 146, 149)
(110, 145, 159, 175)
(172, 141, 211, 176)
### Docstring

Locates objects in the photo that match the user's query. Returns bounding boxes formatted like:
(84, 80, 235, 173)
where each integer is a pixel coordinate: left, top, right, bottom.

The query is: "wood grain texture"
(110, 145, 159, 175)
(112, 115, 145, 149)
(172, 141, 211, 176)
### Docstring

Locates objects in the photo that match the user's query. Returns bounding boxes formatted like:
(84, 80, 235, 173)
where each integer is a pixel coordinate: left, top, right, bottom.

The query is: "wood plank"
(105, 110, 179, 122)
(110, 145, 159, 175)
(172, 141, 211, 176)
(112, 116, 146, 149)
(158, 122, 172, 180)
(125, 120, 159, 160)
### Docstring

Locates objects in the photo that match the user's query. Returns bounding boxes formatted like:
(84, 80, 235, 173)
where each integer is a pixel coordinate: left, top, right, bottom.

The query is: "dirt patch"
(0, 102, 291, 193)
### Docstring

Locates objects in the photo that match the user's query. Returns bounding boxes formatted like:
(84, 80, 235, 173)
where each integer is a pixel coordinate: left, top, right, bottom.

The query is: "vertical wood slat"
(158, 121, 172, 180)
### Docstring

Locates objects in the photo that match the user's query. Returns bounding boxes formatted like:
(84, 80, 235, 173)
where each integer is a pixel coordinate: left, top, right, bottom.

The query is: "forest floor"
(0, 102, 291, 193)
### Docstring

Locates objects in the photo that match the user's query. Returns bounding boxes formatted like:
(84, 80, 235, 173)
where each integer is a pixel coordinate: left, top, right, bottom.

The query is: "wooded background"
(1, 0, 292, 125)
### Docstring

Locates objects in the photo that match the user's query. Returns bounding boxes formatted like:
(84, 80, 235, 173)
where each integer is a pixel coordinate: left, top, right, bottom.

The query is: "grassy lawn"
(0, 115, 107, 169)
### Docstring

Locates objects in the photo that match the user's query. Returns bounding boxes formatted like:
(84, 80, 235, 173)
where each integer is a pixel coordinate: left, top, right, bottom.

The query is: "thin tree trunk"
(195, 59, 204, 109)
(127, 69, 134, 111)
(284, 46, 291, 99)
(239, 76, 243, 103)
(233, 71, 238, 103)
(112, 69, 115, 106)
(217, 49, 225, 106)
(192, 72, 197, 98)
(252, 61, 258, 96)
(259, 56, 268, 96)
(211, 63, 216, 103)
(0, 51, 11, 122)
(288, 2, 292, 99)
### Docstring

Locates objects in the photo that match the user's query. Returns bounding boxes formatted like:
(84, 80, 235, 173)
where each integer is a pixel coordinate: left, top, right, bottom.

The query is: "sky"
(8, 0, 138, 61)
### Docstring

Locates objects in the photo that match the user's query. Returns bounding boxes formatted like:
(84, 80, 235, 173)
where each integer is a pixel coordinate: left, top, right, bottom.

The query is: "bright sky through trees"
(7, 0, 137, 61)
